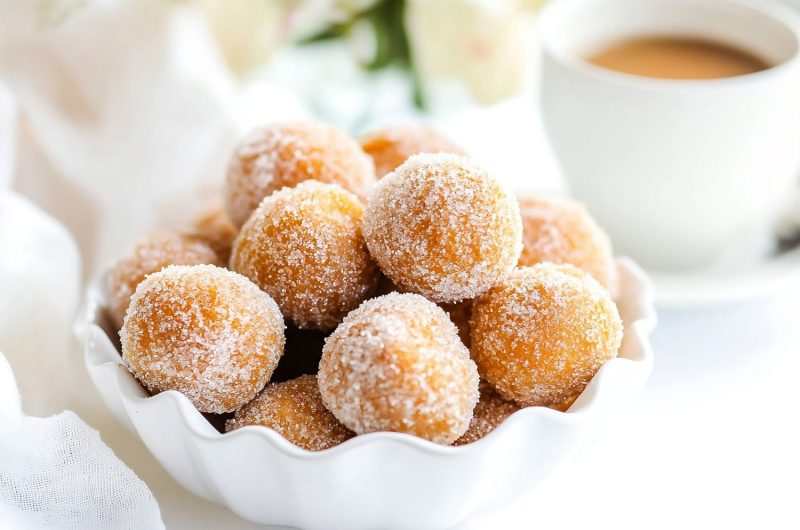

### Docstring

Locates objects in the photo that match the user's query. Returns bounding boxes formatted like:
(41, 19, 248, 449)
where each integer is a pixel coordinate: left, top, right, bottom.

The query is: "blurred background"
(2, 1, 800, 529)
(0, 0, 558, 271)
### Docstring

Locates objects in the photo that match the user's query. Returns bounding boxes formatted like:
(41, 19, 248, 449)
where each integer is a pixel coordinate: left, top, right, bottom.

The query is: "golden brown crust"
(453, 382, 520, 445)
(471, 263, 622, 408)
(363, 153, 522, 303)
(231, 180, 379, 330)
(361, 125, 465, 177)
(226, 375, 353, 451)
(106, 231, 220, 330)
(518, 194, 618, 298)
(121, 265, 285, 414)
(318, 293, 479, 444)
(225, 122, 376, 227)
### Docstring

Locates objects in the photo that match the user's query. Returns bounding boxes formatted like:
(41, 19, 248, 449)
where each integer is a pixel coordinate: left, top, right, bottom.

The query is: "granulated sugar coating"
(360, 124, 465, 177)
(471, 263, 622, 409)
(225, 122, 376, 227)
(106, 231, 221, 330)
(121, 264, 285, 414)
(453, 382, 520, 446)
(518, 194, 619, 298)
(549, 394, 579, 412)
(363, 154, 522, 303)
(318, 293, 479, 444)
(191, 202, 239, 264)
(225, 375, 353, 451)
(231, 180, 379, 330)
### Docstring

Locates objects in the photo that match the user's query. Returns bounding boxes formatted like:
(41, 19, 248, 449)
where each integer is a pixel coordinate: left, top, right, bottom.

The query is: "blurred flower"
(287, 0, 381, 38)
(405, 0, 545, 105)
(197, 0, 291, 75)
(198, 0, 545, 107)
(33, 0, 89, 30)
(198, 0, 381, 75)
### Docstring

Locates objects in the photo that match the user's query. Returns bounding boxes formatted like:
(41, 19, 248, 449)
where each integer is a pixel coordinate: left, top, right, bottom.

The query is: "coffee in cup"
(539, 0, 800, 271)
(588, 36, 770, 80)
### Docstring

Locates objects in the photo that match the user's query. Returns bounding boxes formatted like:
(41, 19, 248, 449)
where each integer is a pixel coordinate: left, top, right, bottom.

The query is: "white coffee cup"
(539, 0, 800, 271)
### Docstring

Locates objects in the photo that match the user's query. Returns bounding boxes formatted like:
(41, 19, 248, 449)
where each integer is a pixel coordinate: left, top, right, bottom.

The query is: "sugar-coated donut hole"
(225, 375, 352, 451)
(106, 231, 221, 330)
(518, 194, 619, 298)
(362, 153, 523, 304)
(231, 180, 380, 330)
(471, 263, 623, 408)
(225, 121, 376, 227)
(549, 394, 579, 412)
(453, 382, 520, 446)
(108, 116, 630, 451)
(191, 202, 239, 264)
(120, 264, 285, 414)
(360, 124, 465, 177)
(318, 292, 480, 444)
(374, 274, 484, 351)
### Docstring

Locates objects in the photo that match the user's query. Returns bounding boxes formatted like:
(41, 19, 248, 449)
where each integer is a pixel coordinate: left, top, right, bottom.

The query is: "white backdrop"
(1, 0, 799, 528)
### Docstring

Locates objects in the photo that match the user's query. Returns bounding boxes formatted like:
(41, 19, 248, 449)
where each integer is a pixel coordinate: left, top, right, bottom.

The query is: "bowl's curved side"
(116, 380, 583, 530)
(75, 275, 138, 434)
(77, 259, 656, 530)
(565, 257, 656, 418)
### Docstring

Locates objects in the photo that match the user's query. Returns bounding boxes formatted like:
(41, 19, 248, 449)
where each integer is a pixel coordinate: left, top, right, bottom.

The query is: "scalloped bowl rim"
(77, 257, 656, 461)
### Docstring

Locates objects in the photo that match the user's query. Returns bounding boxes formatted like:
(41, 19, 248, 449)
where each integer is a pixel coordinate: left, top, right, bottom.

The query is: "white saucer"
(650, 239, 800, 307)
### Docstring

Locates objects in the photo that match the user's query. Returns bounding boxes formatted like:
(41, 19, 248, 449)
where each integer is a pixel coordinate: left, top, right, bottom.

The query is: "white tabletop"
(479, 288, 800, 529)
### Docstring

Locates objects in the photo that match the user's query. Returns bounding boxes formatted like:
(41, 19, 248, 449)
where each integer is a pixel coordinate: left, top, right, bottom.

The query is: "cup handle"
(776, 182, 800, 252)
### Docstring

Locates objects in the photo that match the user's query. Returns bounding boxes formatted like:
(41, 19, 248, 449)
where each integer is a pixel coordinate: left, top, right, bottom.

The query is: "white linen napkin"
(0, 190, 164, 529)
(0, 192, 81, 416)
(0, 352, 164, 530)
(1, 68, 163, 529)
(0, 0, 236, 269)
(0, 0, 306, 272)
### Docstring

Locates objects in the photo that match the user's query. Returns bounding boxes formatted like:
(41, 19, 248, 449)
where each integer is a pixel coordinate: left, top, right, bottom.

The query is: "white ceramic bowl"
(76, 258, 656, 530)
